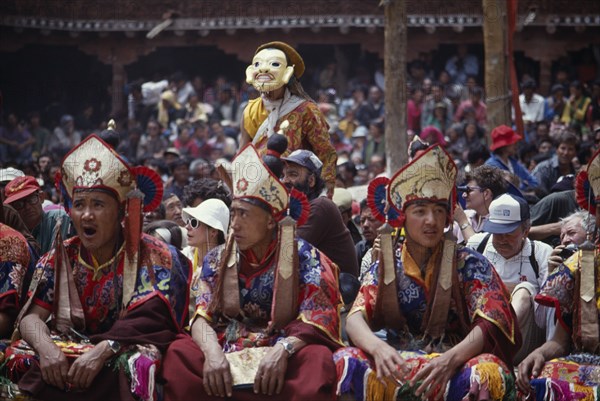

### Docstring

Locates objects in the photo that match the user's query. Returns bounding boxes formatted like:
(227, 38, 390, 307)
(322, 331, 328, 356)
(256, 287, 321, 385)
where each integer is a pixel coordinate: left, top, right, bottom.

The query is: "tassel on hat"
(269, 213, 299, 331)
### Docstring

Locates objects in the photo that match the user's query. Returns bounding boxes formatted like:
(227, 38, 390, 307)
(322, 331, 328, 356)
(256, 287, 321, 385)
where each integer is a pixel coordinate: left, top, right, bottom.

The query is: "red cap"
(3, 176, 40, 205)
(490, 125, 522, 151)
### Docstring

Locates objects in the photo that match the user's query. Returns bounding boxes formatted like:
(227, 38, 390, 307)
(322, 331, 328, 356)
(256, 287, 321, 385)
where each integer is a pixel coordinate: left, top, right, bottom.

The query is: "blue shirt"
(485, 154, 539, 190)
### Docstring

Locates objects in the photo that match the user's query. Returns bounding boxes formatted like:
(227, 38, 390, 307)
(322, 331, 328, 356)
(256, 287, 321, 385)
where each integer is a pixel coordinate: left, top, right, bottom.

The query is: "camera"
(559, 244, 578, 259)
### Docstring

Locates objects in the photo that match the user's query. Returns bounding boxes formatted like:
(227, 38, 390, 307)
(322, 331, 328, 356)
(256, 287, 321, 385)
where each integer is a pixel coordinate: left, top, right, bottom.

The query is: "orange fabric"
(401, 244, 442, 294)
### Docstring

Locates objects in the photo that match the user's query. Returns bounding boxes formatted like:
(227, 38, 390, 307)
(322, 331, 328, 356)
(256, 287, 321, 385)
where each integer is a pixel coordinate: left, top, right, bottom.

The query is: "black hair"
(37, 153, 54, 162)
(143, 219, 183, 250)
(359, 198, 369, 212)
(521, 79, 537, 90)
(170, 71, 186, 83)
(168, 158, 189, 174)
(570, 80, 584, 91)
(470, 87, 484, 97)
(183, 178, 232, 207)
(557, 130, 580, 151)
(339, 160, 357, 176)
(144, 158, 167, 175)
(467, 143, 490, 164)
(287, 76, 314, 103)
(155, 203, 166, 219)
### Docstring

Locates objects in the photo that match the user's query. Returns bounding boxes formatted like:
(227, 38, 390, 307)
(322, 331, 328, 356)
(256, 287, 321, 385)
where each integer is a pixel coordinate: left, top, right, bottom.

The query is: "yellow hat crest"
(60, 135, 134, 204)
(231, 144, 289, 215)
(388, 144, 457, 212)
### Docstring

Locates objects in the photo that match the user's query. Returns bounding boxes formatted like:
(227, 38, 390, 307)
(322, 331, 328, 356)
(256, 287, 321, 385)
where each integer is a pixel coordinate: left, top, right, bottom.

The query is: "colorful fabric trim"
(0, 224, 32, 309)
(526, 250, 600, 400)
(29, 234, 190, 334)
(535, 251, 600, 346)
(245, 98, 337, 186)
(193, 238, 342, 352)
(349, 245, 516, 346)
(523, 354, 600, 401)
(334, 348, 515, 401)
(4, 335, 94, 383)
(3, 338, 161, 401)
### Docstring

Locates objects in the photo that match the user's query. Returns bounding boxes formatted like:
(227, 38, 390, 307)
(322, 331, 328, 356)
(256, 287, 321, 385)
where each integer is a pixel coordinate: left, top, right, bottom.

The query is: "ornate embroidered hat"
(575, 147, 600, 214)
(57, 134, 163, 212)
(255, 41, 305, 79)
(231, 144, 290, 216)
(59, 135, 134, 204)
(387, 144, 457, 214)
(230, 143, 309, 225)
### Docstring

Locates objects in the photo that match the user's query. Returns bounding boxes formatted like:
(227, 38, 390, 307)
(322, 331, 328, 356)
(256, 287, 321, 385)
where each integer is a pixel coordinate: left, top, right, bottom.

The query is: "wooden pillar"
(79, 39, 156, 119)
(111, 62, 126, 117)
(384, 0, 408, 173)
(334, 45, 349, 99)
(538, 58, 553, 96)
(482, 0, 511, 141)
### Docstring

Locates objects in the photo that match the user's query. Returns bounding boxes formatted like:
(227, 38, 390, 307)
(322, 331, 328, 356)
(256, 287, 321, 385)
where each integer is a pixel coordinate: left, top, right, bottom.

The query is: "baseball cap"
(4, 176, 41, 205)
(182, 198, 230, 235)
(282, 149, 323, 175)
(0, 167, 25, 184)
(482, 193, 530, 234)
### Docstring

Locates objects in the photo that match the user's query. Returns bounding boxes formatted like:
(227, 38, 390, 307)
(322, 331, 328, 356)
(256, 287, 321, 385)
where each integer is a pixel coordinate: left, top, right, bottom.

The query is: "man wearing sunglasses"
(453, 165, 508, 243)
(3, 176, 74, 255)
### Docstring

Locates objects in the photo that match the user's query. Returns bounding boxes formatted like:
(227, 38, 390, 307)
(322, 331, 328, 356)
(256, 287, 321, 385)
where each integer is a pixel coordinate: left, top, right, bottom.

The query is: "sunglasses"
(459, 186, 483, 196)
(185, 217, 202, 229)
(11, 194, 40, 210)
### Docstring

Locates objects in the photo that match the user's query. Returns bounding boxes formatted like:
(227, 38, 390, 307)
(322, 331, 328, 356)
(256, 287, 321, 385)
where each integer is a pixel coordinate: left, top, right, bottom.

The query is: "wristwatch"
(459, 222, 470, 230)
(106, 340, 121, 354)
(277, 338, 295, 357)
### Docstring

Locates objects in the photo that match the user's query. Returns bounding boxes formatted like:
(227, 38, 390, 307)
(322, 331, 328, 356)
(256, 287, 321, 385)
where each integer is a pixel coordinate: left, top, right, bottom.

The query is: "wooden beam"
(384, 0, 408, 174)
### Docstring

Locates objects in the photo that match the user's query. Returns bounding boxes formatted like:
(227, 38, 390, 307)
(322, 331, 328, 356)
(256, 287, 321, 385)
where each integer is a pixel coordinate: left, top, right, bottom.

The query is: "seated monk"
(517, 147, 600, 399)
(0, 222, 36, 338)
(2, 134, 191, 401)
(334, 144, 521, 400)
(162, 138, 343, 401)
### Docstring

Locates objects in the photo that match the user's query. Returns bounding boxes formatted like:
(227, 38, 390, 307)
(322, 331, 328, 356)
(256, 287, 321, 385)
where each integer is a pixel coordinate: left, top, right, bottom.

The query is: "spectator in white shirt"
(516, 79, 546, 125)
(467, 194, 553, 364)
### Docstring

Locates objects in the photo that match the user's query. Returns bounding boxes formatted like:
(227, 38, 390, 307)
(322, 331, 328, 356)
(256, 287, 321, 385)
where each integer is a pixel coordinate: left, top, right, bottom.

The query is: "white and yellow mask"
(246, 48, 295, 93)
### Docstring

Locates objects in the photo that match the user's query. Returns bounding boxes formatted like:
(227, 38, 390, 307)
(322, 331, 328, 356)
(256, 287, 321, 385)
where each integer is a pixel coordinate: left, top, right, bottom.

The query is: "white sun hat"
(182, 198, 230, 234)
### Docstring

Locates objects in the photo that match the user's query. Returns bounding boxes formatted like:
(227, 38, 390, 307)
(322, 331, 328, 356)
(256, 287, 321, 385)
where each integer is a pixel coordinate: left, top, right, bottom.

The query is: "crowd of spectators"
(2, 43, 600, 400)
(1, 46, 599, 210)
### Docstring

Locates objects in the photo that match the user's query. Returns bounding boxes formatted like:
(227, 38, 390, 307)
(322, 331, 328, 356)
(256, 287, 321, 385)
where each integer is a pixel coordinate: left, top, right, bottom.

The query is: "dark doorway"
(0, 44, 111, 127)
(125, 46, 247, 84)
